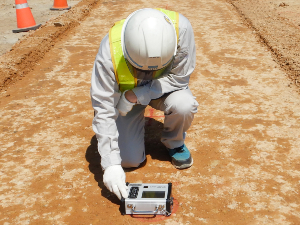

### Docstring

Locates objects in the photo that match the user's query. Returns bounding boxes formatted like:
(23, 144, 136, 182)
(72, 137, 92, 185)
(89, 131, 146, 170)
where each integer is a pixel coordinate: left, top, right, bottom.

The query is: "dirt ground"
(230, 0, 300, 93)
(1, 0, 300, 224)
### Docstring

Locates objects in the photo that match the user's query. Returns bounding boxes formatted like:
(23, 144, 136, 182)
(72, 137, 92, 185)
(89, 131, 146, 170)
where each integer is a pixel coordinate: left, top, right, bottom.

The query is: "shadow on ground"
(85, 117, 169, 203)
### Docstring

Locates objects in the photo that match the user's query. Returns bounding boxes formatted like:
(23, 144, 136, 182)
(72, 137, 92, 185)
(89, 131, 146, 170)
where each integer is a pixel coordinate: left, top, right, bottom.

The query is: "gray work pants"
(116, 88, 199, 168)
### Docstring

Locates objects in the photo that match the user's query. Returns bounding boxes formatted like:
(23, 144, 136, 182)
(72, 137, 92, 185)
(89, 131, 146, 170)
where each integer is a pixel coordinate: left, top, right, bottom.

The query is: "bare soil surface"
(1, 0, 300, 224)
(230, 0, 300, 93)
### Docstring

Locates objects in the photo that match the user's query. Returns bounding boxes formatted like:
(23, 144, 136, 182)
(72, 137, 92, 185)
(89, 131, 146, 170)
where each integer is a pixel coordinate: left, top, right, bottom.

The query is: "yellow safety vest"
(109, 8, 179, 92)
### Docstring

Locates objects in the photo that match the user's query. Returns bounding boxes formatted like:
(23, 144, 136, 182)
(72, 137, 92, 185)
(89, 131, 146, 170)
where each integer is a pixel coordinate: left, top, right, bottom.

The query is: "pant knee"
(165, 92, 198, 116)
(121, 158, 141, 168)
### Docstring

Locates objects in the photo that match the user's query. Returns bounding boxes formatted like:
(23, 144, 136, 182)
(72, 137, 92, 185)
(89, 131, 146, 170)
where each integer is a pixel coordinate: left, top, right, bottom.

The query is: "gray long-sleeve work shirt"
(90, 13, 196, 170)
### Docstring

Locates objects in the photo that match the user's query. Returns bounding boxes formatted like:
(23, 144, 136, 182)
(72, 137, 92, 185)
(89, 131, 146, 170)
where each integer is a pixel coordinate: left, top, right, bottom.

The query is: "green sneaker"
(168, 144, 193, 169)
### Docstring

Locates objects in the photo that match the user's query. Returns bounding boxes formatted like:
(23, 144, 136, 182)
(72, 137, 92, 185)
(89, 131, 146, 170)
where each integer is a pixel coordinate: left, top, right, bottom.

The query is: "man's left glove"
(116, 90, 136, 116)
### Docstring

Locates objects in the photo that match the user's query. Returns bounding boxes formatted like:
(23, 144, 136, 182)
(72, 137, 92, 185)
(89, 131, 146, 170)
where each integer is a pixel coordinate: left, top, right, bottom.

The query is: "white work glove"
(116, 90, 136, 116)
(103, 165, 128, 200)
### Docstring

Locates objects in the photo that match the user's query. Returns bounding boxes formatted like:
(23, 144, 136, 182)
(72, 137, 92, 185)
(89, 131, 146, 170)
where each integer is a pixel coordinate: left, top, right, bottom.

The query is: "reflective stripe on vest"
(109, 8, 179, 92)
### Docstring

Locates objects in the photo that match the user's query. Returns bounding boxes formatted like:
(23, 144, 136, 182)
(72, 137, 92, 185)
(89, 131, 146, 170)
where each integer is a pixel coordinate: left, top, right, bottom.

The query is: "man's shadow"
(85, 117, 170, 204)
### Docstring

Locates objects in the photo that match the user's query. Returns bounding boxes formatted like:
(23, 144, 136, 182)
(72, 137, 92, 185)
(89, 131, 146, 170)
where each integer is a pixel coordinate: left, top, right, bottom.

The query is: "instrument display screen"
(142, 191, 165, 198)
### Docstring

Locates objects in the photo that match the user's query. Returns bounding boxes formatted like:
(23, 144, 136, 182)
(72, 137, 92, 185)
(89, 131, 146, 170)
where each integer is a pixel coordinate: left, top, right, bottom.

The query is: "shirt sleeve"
(90, 34, 122, 170)
(132, 14, 196, 105)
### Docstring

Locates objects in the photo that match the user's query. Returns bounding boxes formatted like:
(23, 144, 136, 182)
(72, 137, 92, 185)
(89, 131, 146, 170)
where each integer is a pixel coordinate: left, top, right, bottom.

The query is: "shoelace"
(174, 146, 184, 153)
(169, 145, 185, 155)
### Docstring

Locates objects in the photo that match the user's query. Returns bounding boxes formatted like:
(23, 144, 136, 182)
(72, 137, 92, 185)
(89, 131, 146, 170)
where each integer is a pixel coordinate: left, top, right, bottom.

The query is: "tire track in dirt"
(229, 0, 300, 91)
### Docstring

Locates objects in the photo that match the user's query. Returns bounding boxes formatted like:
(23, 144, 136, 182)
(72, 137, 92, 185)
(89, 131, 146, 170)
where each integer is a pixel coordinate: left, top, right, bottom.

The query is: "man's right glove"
(116, 90, 136, 116)
(103, 165, 128, 200)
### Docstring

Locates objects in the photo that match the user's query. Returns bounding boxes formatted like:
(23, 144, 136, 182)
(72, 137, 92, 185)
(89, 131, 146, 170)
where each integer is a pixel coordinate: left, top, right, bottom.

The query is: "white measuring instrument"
(120, 183, 173, 216)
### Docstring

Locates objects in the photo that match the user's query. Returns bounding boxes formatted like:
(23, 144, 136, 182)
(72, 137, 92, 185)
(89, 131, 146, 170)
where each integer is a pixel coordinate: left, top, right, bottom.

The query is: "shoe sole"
(172, 158, 193, 169)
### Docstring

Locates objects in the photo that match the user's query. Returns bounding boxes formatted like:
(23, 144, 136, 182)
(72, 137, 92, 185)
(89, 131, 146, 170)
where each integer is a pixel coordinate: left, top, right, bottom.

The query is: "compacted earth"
(0, 0, 300, 224)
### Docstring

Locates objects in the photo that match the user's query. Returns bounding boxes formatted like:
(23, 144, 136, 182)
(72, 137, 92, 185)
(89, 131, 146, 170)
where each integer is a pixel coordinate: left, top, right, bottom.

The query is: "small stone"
(54, 22, 64, 27)
(279, 2, 288, 7)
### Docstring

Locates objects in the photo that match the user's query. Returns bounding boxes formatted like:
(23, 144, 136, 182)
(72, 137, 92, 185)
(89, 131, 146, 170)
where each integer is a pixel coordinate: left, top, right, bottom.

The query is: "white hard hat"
(121, 8, 177, 71)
